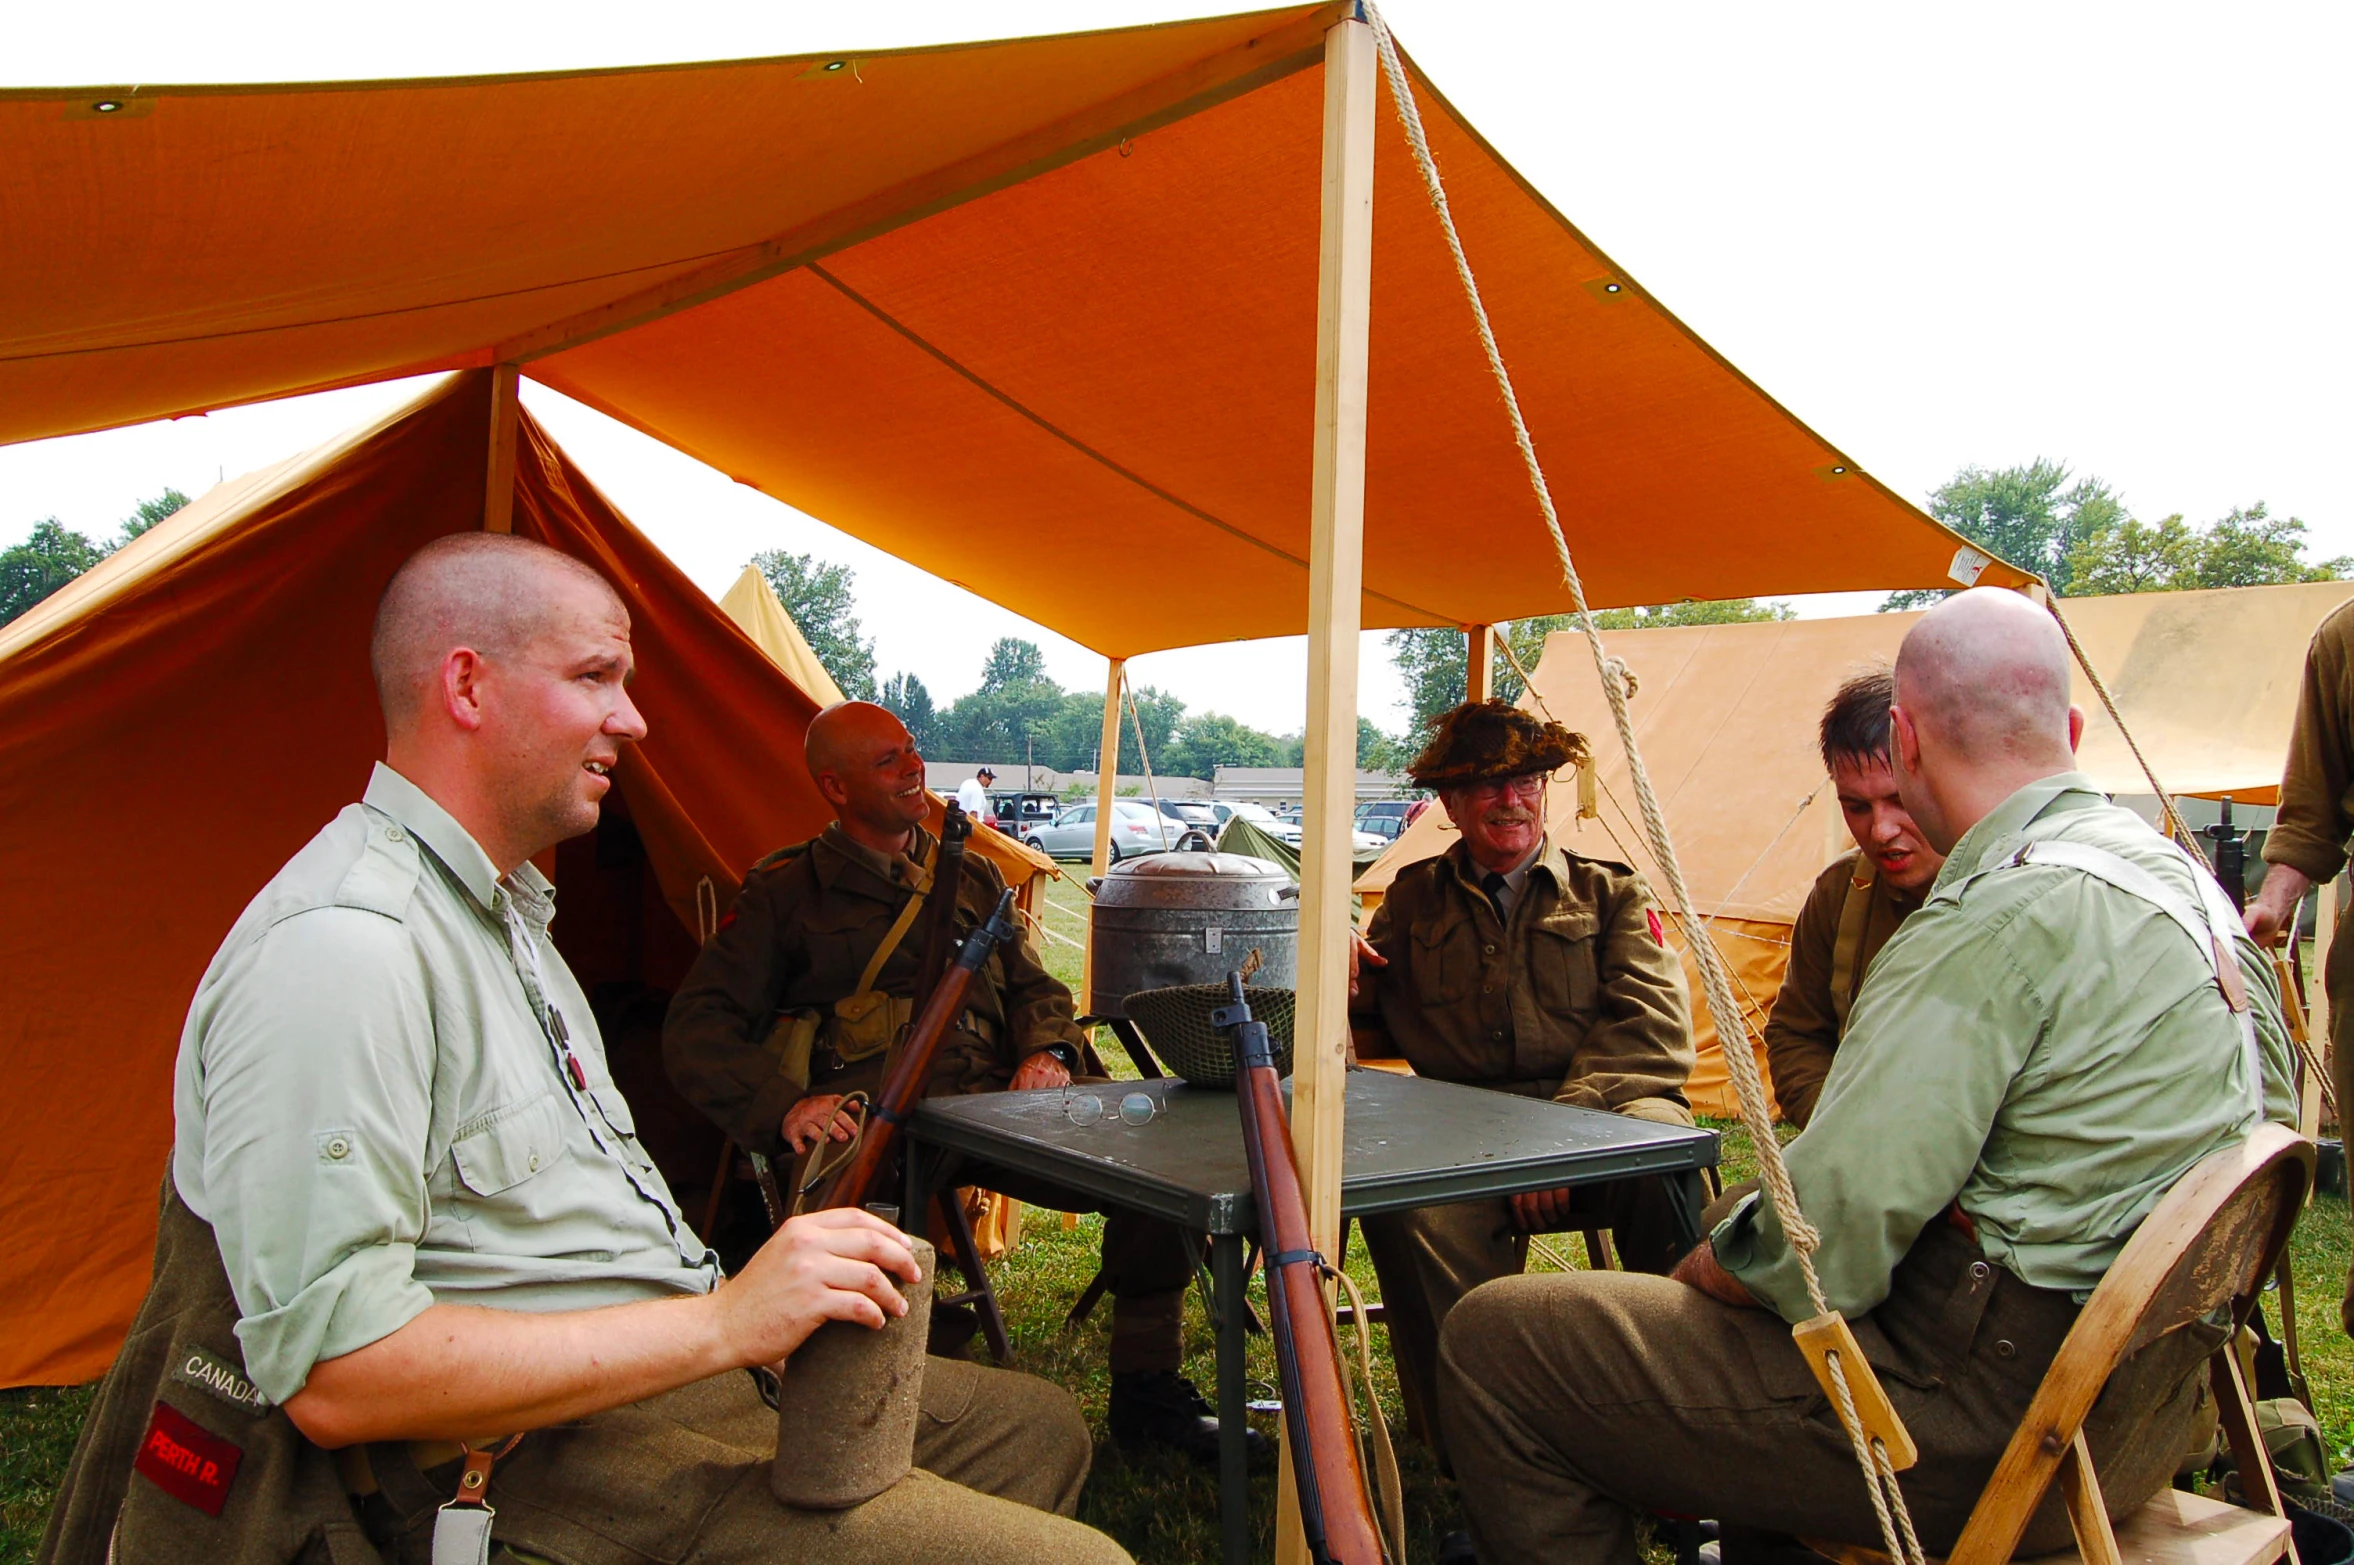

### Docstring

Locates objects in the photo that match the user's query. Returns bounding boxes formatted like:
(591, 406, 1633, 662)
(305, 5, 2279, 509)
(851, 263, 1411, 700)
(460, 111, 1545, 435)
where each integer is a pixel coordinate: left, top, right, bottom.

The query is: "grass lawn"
(7, 878, 2348, 1562)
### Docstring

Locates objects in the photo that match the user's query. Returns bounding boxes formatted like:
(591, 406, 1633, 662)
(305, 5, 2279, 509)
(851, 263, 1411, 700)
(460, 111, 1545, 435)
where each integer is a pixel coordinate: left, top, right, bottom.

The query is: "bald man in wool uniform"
(664, 701, 1248, 1463)
(1438, 589, 2297, 1565)
(1345, 700, 1698, 1461)
(42, 535, 1127, 1565)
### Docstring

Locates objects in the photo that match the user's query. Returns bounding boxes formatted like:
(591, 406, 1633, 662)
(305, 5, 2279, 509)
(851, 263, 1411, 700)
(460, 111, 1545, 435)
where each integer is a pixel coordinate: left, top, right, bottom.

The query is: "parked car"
(1354, 799, 1417, 843)
(1209, 798, 1299, 847)
(1023, 800, 1185, 861)
(1145, 797, 1221, 851)
(987, 790, 1063, 836)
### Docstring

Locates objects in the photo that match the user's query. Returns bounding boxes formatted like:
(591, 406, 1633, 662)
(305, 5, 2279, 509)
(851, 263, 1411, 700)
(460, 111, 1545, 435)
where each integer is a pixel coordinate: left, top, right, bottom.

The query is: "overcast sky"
(6, 2, 2347, 736)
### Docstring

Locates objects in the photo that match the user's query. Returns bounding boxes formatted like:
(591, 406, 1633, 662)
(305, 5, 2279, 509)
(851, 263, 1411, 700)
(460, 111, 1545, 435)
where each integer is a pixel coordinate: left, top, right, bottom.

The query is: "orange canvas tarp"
(0, 372, 1052, 1386)
(1358, 581, 2354, 1114)
(2, 6, 2028, 656)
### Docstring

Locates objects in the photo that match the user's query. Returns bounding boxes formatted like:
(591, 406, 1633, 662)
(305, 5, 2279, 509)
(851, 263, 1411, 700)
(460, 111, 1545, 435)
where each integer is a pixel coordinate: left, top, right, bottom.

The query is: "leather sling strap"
(854, 847, 933, 998)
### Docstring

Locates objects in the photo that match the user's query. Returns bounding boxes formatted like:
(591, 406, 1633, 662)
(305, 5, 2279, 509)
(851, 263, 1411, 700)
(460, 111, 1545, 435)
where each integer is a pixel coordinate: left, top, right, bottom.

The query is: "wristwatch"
(1036, 1041, 1082, 1072)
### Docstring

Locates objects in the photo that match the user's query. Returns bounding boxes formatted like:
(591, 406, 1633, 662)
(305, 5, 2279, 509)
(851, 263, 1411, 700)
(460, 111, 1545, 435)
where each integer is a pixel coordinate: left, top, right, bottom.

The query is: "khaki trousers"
(1437, 1225, 2218, 1565)
(1359, 1174, 1690, 1463)
(357, 1359, 1132, 1565)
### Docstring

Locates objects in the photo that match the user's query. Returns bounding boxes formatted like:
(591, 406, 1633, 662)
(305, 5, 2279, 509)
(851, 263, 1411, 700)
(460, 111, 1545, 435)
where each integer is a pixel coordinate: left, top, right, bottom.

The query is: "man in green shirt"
(1437, 588, 2294, 1565)
(72, 535, 1128, 1565)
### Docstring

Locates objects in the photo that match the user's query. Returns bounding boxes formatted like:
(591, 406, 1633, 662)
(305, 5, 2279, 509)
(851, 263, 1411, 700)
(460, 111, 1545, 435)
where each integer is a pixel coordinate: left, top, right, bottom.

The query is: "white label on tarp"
(1204, 927, 1224, 953)
(1948, 546, 1993, 587)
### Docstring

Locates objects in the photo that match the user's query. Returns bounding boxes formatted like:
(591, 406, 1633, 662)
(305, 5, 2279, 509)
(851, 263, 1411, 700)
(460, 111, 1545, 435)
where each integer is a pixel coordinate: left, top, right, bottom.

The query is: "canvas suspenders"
(1827, 858, 1877, 1037)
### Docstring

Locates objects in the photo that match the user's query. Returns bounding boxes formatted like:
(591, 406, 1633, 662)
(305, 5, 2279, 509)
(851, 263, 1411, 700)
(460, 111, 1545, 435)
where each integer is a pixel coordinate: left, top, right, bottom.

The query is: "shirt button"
(385, 827, 405, 844)
(528, 1152, 541, 1172)
(325, 1137, 351, 1160)
(1484, 943, 1496, 955)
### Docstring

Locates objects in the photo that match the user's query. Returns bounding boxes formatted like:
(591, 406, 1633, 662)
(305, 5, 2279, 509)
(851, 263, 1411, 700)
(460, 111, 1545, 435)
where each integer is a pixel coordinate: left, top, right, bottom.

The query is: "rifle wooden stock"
(824, 889, 1018, 1213)
(910, 804, 973, 1011)
(1221, 978, 1385, 1565)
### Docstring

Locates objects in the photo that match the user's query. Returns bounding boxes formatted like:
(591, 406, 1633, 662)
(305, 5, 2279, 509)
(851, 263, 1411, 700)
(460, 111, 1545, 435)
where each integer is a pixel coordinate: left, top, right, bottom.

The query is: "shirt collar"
(1450, 834, 1557, 892)
(813, 820, 931, 891)
(1933, 769, 2106, 892)
(362, 762, 554, 923)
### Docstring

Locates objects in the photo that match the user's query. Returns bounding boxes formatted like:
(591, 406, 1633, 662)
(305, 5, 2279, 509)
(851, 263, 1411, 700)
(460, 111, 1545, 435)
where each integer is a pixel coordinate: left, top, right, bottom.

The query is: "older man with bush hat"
(1347, 699, 1698, 1462)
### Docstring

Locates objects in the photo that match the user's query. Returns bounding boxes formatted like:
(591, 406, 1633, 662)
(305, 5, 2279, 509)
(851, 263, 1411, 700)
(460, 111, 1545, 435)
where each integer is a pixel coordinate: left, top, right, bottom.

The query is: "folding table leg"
(1212, 1233, 1249, 1565)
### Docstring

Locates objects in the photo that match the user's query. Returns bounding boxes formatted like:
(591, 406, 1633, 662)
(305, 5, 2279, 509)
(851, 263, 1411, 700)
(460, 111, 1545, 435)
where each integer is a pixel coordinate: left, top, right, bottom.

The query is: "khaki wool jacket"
(1351, 837, 1695, 1125)
(1760, 850, 1921, 1130)
(663, 823, 1084, 1160)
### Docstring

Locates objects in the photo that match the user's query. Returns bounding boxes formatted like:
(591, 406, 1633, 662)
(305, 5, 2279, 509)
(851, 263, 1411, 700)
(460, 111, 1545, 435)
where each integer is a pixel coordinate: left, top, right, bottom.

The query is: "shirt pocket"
(1528, 907, 1601, 1019)
(1409, 915, 1475, 1006)
(588, 1083, 659, 1173)
(450, 1091, 572, 1197)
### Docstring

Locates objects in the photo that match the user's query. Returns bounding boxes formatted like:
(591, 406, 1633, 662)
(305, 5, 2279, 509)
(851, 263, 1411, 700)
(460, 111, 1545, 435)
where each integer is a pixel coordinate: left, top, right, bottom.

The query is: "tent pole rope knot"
(1363, 8, 1924, 1559)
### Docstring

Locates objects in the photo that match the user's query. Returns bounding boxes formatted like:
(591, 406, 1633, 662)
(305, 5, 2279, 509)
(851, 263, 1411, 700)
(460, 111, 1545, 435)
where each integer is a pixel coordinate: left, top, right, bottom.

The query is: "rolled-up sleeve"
(1715, 903, 2030, 1322)
(193, 907, 438, 1403)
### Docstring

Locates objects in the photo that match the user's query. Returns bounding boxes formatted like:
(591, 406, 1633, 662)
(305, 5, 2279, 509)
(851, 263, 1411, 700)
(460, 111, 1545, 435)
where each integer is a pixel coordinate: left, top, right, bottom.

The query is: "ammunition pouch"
(826, 991, 916, 1066)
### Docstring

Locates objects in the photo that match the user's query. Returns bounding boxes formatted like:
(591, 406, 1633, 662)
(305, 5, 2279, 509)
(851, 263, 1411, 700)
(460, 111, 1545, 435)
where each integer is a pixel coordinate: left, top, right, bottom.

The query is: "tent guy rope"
(1362, 8, 1926, 1559)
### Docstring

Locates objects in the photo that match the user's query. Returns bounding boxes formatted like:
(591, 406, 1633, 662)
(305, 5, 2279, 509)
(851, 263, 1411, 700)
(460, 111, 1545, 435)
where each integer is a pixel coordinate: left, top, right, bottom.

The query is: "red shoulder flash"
(717, 909, 738, 933)
(135, 1400, 243, 1516)
(1646, 908, 1665, 947)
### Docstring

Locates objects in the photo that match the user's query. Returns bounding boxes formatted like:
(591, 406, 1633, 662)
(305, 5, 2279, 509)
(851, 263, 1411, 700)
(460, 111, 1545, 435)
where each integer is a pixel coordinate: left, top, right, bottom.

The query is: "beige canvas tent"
(1358, 580, 2354, 1115)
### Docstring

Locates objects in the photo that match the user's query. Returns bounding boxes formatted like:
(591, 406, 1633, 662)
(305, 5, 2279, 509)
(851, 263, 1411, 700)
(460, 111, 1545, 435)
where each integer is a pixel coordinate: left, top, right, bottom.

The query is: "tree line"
(0, 490, 189, 627)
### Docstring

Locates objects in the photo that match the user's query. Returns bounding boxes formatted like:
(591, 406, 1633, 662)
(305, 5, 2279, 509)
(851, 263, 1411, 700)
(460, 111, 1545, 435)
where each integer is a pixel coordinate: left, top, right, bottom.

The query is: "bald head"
(371, 533, 623, 730)
(1895, 589, 2073, 764)
(1889, 587, 2083, 851)
(807, 702, 930, 849)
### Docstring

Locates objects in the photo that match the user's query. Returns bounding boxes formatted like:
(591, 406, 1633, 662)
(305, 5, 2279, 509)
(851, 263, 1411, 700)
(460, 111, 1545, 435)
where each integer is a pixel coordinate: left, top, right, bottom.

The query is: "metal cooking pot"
(1086, 853, 1298, 1018)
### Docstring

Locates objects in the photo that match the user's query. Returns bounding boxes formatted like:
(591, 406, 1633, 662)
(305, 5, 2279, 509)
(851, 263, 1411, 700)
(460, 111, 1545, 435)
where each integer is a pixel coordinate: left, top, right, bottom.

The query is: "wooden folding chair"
(1817, 1123, 2312, 1565)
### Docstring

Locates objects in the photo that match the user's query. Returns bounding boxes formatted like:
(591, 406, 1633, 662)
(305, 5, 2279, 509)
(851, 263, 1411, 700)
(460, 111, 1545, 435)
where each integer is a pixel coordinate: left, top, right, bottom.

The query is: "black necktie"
(1481, 870, 1509, 920)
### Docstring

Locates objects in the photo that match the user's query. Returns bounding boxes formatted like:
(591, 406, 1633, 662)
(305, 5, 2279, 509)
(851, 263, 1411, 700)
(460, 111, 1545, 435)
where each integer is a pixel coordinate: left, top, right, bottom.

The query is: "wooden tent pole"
(1278, 14, 1375, 1564)
(1466, 623, 1495, 703)
(1085, 658, 1126, 1012)
(484, 363, 521, 533)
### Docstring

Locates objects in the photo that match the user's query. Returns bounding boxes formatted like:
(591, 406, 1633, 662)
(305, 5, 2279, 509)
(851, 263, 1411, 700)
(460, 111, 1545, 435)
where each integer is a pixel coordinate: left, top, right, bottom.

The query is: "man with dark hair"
(1761, 666, 1946, 1128)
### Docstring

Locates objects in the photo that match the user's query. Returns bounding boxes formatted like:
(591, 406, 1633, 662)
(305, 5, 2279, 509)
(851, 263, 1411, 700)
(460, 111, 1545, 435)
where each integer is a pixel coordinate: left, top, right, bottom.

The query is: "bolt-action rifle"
(821, 889, 1019, 1212)
(1215, 973, 1389, 1565)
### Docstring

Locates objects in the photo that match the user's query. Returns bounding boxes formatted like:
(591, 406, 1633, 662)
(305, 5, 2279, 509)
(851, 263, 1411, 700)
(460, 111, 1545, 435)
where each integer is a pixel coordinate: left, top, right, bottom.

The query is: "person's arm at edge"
(286, 1207, 916, 1448)
(2253, 615, 2354, 944)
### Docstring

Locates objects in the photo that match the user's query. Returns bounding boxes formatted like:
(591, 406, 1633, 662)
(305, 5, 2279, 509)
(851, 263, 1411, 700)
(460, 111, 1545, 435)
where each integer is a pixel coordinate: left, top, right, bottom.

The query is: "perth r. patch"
(134, 1400, 243, 1517)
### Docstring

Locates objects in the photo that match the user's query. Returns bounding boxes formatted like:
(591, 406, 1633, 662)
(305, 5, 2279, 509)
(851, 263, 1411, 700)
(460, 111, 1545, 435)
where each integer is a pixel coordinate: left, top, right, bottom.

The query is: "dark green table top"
(910, 1069, 1718, 1235)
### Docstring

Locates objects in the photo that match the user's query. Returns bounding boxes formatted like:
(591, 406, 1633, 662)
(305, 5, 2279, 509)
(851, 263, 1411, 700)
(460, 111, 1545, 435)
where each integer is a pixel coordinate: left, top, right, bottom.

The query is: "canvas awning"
(3, 4, 2030, 660)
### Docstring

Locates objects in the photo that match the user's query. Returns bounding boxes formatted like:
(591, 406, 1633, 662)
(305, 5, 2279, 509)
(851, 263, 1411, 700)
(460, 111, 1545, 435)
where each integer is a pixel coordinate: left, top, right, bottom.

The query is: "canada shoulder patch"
(134, 1400, 243, 1516)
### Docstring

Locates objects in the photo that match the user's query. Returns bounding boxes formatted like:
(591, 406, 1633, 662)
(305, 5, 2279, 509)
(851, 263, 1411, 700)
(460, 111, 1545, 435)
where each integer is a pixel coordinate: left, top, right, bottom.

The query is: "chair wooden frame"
(1825, 1124, 2312, 1565)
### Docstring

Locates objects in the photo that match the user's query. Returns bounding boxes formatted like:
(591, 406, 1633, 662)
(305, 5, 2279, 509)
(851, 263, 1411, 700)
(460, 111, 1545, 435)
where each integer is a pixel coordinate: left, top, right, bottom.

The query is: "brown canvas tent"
(1357, 581, 2354, 1115)
(0, 373, 1051, 1385)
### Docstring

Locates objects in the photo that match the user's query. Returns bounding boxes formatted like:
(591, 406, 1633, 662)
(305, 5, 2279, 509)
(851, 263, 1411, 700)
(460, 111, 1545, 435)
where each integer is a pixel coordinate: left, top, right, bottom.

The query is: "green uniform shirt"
(173, 764, 718, 1405)
(1716, 772, 2294, 1323)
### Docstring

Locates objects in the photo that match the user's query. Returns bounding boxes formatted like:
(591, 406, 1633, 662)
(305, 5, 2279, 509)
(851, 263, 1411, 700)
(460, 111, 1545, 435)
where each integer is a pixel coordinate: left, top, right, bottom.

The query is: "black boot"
(1107, 1370, 1266, 1464)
